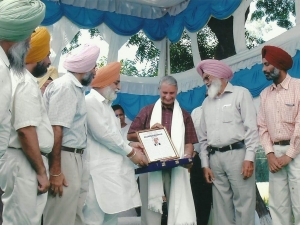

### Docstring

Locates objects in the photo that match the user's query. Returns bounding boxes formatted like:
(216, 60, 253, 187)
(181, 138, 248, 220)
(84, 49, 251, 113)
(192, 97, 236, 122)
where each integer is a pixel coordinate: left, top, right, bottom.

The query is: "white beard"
(7, 39, 30, 75)
(102, 86, 117, 101)
(207, 79, 222, 99)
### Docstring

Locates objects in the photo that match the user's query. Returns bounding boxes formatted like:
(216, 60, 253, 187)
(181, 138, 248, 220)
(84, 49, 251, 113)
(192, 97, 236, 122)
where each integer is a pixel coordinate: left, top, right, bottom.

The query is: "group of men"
(0, 1, 146, 225)
(0, 1, 299, 225)
(194, 45, 298, 225)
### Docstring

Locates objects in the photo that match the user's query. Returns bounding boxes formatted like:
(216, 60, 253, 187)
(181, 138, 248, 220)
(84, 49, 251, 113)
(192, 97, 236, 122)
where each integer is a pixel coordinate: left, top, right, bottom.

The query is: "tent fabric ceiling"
(41, 0, 242, 42)
(46, 0, 190, 18)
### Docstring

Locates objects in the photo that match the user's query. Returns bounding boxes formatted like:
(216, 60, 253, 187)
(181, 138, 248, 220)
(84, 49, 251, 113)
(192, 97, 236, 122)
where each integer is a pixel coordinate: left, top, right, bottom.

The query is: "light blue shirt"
(43, 72, 87, 149)
(199, 83, 259, 168)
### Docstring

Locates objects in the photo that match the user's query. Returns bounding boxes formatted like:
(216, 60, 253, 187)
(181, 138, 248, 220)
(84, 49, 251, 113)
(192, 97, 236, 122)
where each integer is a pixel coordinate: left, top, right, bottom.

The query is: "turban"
(26, 27, 50, 63)
(0, 0, 45, 42)
(37, 66, 58, 88)
(196, 59, 233, 80)
(262, 45, 293, 71)
(90, 62, 121, 88)
(64, 44, 100, 73)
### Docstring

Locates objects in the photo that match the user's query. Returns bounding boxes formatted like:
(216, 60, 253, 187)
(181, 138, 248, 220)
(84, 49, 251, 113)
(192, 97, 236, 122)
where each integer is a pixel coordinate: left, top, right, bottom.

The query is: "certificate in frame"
(137, 127, 179, 163)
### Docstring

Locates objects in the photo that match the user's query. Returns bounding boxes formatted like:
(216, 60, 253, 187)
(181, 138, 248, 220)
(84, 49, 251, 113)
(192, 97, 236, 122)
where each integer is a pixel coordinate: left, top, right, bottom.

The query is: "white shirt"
(43, 72, 87, 149)
(199, 83, 259, 168)
(85, 89, 140, 213)
(9, 70, 54, 153)
(0, 46, 11, 157)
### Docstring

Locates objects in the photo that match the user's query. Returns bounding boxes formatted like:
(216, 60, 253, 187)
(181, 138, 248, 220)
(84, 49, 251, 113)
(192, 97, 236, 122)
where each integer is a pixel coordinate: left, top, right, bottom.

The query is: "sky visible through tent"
(58, 0, 295, 74)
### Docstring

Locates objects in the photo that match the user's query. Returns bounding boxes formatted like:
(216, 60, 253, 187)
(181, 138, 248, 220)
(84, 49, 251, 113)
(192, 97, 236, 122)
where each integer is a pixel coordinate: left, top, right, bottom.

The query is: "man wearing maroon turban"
(257, 45, 300, 225)
(196, 59, 259, 225)
(43, 44, 100, 225)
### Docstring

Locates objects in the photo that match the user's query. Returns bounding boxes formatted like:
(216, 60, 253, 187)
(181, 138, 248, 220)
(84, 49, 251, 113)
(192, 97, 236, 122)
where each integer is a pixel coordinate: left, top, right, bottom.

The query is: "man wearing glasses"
(196, 59, 259, 225)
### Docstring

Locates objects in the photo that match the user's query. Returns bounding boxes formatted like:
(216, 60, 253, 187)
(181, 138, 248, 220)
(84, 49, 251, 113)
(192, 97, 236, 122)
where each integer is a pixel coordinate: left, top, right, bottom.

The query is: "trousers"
(0, 148, 48, 225)
(269, 145, 300, 225)
(210, 149, 255, 225)
(43, 151, 88, 225)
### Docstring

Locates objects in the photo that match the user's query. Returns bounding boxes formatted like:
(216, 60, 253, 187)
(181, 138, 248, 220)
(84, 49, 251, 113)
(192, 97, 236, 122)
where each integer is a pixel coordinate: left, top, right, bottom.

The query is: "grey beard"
(207, 79, 222, 99)
(81, 71, 94, 86)
(102, 86, 117, 101)
(265, 67, 280, 81)
(7, 40, 30, 76)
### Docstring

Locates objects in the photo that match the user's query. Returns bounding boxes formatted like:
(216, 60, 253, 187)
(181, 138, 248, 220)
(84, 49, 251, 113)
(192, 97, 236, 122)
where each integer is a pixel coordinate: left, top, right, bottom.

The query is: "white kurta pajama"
(83, 89, 140, 225)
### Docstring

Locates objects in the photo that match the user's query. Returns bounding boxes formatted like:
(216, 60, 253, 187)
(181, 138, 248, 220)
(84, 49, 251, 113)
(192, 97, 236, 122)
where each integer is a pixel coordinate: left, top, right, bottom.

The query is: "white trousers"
(210, 149, 256, 225)
(269, 145, 300, 225)
(43, 151, 89, 225)
(0, 148, 49, 225)
(83, 177, 118, 225)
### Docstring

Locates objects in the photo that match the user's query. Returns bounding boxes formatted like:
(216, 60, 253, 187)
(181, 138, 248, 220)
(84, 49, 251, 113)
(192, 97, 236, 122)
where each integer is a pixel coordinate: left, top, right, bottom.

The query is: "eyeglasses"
(202, 75, 211, 82)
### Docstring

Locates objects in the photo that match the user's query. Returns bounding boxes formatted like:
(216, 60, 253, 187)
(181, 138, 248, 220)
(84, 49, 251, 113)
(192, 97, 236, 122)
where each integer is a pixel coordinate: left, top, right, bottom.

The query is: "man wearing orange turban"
(1, 26, 53, 225)
(25, 27, 51, 78)
(83, 62, 148, 224)
(196, 59, 259, 225)
(258, 45, 300, 225)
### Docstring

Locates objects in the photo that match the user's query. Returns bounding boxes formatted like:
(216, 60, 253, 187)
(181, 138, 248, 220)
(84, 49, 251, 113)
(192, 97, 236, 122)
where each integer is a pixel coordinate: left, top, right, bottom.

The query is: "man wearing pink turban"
(257, 45, 300, 225)
(196, 59, 259, 225)
(43, 44, 100, 225)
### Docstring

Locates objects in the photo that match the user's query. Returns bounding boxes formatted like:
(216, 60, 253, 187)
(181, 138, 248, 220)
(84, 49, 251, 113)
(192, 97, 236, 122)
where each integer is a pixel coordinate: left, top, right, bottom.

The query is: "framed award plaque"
(137, 127, 179, 163)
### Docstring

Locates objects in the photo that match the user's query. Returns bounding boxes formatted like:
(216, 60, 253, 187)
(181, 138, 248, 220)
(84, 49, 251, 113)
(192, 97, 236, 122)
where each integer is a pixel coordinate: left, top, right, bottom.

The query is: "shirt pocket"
(282, 103, 296, 123)
(222, 104, 233, 123)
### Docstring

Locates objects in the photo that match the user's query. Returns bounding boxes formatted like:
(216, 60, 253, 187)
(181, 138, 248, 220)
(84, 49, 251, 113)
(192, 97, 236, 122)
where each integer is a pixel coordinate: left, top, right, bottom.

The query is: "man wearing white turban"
(43, 44, 100, 225)
(0, 1, 45, 224)
(196, 59, 259, 225)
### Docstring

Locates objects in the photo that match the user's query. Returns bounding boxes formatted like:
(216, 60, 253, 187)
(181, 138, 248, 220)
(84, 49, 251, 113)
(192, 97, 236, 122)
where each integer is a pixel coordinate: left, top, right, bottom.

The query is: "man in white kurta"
(83, 62, 148, 225)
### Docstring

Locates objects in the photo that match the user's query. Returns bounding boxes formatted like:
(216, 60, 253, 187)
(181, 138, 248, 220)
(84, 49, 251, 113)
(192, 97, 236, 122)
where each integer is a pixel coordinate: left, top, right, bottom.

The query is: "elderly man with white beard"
(83, 62, 148, 225)
(0, 1, 46, 224)
(0, 0, 45, 158)
(196, 59, 259, 225)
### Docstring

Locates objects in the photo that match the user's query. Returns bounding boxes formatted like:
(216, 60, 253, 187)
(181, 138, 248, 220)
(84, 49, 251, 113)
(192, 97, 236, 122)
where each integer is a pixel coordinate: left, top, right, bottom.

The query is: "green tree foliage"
(251, 0, 295, 29)
(245, 30, 265, 49)
(125, 26, 219, 75)
(125, 32, 159, 77)
(61, 31, 81, 55)
(255, 146, 269, 182)
(169, 26, 218, 74)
